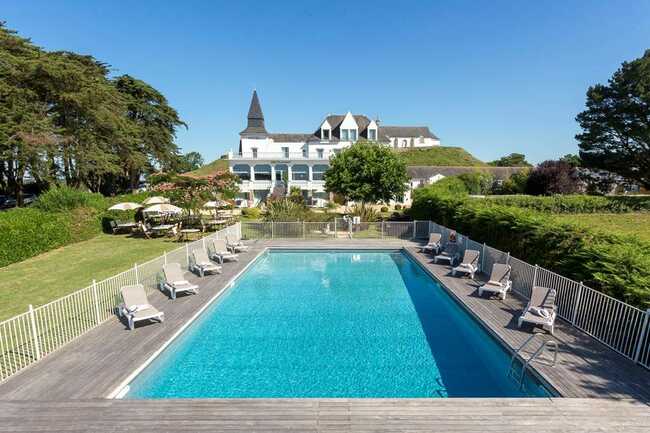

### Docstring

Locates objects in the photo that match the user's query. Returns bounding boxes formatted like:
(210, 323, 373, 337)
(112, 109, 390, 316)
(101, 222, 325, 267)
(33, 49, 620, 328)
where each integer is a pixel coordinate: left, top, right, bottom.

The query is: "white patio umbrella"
(143, 203, 183, 214)
(108, 202, 143, 211)
(142, 196, 170, 206)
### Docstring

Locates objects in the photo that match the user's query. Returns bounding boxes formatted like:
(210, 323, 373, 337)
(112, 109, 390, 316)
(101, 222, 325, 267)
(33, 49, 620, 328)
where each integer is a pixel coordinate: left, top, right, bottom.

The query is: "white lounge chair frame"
(518, 286, 557, 335)
(451, 249, 480, 279)
(226, 235, 249, 253)
(191, 249, 222, 277)
(478, 263, 512, 299)
(118, 284, 164, 330)
(420, 233, 442, 254)
(161, 263, 199, 299)
(211, 239, 239, 264)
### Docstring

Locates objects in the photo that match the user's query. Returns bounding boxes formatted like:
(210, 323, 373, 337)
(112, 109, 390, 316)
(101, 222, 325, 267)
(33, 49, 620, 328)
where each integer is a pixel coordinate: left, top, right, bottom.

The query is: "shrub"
(480, 194, 650, 213)
(410, 187, 650, 307)
(349, 204, 379, 222)
(264, 199, 306, 221)
(242, 207, 261, 219)
(34, 186, 107, 212)
(380, 206, 389, 213)
(525, 160, 579, 195)
(394, 204, 402, 210)
(457, 172, 494, 195)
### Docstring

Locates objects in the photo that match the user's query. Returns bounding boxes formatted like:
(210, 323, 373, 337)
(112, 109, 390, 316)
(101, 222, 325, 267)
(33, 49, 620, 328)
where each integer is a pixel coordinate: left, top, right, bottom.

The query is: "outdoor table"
(116, 222, 138, 233)
(151, 224, 174, 236)
(179, 228, 201, 241)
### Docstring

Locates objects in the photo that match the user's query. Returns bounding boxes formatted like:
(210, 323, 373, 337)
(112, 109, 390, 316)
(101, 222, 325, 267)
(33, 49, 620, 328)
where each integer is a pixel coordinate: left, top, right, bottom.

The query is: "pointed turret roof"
(240, 90, 268, 135)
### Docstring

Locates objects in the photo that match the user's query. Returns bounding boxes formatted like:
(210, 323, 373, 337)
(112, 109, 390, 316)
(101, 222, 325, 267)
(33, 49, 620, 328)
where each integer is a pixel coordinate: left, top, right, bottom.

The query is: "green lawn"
(553, 212, 650, 243)
(397, 146, 486, 166)
(0, 234, 183, 321)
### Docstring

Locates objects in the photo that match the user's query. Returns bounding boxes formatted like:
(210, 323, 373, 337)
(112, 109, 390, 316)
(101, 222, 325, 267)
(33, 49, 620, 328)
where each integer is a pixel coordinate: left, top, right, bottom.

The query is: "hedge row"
(411, 188, 650, 308)
(478, 194, 650, 213)
(0, 187, 153, 268)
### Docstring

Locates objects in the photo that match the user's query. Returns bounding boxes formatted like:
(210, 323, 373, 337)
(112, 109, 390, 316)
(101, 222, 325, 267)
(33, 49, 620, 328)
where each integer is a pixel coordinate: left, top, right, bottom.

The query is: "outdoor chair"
(420, 233, 442, 254)
(191, 249, 222, 277)
(210, 239, 239, 264)
(478, 263, 512, 299)
(118, 284, 164, 330)
(451, 249, 480, 278)
(434, 242, 461, 266)
(518, 286, 557, 334)
(226, 235, 249, 252)
(161, 263, 199, 299)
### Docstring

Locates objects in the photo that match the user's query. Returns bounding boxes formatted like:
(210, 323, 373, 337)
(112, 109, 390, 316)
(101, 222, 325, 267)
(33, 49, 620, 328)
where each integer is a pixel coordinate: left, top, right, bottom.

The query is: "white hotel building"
(229, 91, 440, 206)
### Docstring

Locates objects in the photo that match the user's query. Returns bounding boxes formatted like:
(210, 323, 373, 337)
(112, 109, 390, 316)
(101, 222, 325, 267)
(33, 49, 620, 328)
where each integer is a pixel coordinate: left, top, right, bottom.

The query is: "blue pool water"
(126, 250, 553, 398)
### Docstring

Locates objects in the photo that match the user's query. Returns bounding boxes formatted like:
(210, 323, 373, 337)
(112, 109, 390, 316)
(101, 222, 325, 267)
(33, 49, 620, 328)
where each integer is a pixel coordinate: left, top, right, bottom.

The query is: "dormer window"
(341, 129, 349, 141)
(368, 129, 376, 141)
(322, 128, 330, 140)
(350, 129, 357, 141)
(341, 129, 357, 141)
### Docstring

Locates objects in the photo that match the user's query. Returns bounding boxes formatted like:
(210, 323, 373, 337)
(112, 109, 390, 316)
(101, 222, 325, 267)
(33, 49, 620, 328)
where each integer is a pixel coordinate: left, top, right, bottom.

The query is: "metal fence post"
(506, 252, 511, 264)
(634, 309, 650, 364)
(92, 279, 101, 325)
(481, 243, 486, 272)
(134, 263, 139, 284)
(533, 264, 538, 287)
(412, 221, 416, 239)
(333, 218, 337, 237)
(303, 221, 306, 239)
(271, 221, 274, 239)
(381, 221, 385, 239)
(571, 282, 583, 326)
(28, 305, 41, 361)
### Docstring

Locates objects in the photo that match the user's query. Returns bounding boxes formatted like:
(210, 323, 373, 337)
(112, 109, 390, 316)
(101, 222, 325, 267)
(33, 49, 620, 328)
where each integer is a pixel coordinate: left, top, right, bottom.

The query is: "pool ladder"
(508, 333, 558, 390)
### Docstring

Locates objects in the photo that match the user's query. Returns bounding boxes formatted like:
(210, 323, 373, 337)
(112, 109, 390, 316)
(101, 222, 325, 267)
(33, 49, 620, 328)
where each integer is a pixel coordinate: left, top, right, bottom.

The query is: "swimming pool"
(124, 250, 553, 398)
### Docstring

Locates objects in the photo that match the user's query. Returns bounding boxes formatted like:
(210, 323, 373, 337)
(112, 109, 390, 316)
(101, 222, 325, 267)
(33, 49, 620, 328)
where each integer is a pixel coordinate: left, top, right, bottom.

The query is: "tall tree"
(324, 141, 408, 204)
(489, 153, 531, 167)
(576, 49, 650, 188)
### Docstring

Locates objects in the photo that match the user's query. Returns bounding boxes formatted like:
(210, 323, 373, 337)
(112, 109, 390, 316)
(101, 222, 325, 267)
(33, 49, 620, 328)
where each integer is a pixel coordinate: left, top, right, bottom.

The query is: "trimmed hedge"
(411, 187, 650, 308)
(0, 187, 155, 268)
(479, 194, 650, 213)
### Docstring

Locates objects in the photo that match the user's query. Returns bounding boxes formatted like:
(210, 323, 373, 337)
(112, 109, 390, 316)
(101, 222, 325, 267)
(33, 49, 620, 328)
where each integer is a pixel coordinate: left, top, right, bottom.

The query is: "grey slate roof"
(268, 133, 316, 143)
(240, 90, 268, 135)
(379, 126, 438, 140)
(406, 166, 526, 180)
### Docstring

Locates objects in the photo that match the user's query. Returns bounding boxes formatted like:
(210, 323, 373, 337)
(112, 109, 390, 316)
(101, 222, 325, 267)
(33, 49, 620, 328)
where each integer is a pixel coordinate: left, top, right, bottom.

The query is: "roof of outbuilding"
(379, 126, 439, 140)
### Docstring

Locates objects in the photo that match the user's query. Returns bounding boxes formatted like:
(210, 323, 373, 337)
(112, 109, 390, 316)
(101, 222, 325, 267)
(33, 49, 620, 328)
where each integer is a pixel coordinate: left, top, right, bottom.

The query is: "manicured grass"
(185, 157, 229, 177)
(0, 234, 183, 321)
(553, 212, 650, 243)
(397, 146, 486, 166)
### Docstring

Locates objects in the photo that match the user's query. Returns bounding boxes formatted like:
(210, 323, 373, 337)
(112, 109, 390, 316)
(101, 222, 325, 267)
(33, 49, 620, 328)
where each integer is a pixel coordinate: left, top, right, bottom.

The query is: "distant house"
(403, 166, 527, 204)
(229, 90, 440, 206)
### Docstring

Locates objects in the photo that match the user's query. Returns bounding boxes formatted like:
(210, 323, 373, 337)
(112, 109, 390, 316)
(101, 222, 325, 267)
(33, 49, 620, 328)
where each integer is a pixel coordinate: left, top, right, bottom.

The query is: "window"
(253, 164, 272, 181)
(402, 139, 408, 148)
(282, 147, 289, 158)
(251, 148, 258, 159)
(302, 148, 308, 158)
(322, 129, 330, 140)
(316, 148, 324, 159)
(350, 129, 357, 141)
(292, 164, 309, 181)
(341, 129, 349, 141)
(275, 164, 288, 182)
(233, 164, 251, 181)
(368, 129, 376, 140)
(312, 164, 328, 181)
(419, 136, 424, 144)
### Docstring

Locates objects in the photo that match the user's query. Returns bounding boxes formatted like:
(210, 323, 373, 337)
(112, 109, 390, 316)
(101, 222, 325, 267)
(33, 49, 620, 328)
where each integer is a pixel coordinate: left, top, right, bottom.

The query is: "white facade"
(229, 91, 440, 206)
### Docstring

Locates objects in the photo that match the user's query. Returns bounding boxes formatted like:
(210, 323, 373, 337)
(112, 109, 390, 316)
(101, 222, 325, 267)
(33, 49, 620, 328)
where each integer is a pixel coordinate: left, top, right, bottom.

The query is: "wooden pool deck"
(0, 239, 649, 432)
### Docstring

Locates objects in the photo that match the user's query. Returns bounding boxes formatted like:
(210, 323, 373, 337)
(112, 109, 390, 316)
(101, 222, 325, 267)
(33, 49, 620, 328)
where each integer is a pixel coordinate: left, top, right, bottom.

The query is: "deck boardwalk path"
(0, 240, 649, 432)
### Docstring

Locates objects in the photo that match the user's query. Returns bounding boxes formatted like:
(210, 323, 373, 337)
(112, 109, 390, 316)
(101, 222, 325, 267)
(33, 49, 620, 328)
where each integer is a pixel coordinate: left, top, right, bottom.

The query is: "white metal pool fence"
(0, 223, 241, 383)
(1, 219, 648, 385)
(240, 219, 650, 370)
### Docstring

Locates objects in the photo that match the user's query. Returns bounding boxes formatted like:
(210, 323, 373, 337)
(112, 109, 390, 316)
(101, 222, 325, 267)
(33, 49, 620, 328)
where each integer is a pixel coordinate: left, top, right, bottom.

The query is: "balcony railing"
(230, 152, 330, 161)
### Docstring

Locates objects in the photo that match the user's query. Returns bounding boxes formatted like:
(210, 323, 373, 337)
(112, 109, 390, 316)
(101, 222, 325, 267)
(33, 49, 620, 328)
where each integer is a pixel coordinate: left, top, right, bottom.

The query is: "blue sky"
(3, 1, 650, 164)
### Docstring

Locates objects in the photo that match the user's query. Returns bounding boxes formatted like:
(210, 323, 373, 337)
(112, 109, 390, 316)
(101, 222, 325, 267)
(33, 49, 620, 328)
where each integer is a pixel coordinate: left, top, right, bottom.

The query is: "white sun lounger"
(420, 233, 442, 254)
(478, 263, 512, 299)
(518, 286, 557, 334)
(226, 235, 249, 253)
(162, 263, 199, 299)
(451, 249, 480, 279)
(210, 239, 239, 264)
(434, 243, 460, 266)
(191, 249, 222, 277)
(118, 284, 164, 330)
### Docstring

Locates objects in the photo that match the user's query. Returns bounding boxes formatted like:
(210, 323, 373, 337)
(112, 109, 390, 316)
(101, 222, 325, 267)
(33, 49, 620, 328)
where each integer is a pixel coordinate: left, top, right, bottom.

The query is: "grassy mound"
(397, 146, 485, 166)
(185, 157, 229, 177)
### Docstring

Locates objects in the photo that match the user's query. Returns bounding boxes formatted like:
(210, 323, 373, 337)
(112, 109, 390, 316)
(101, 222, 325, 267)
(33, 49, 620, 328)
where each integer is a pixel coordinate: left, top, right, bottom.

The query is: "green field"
(554, 212, 650, 243)
(397, 146, 486, 166)
(0, 234, 182, 321)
